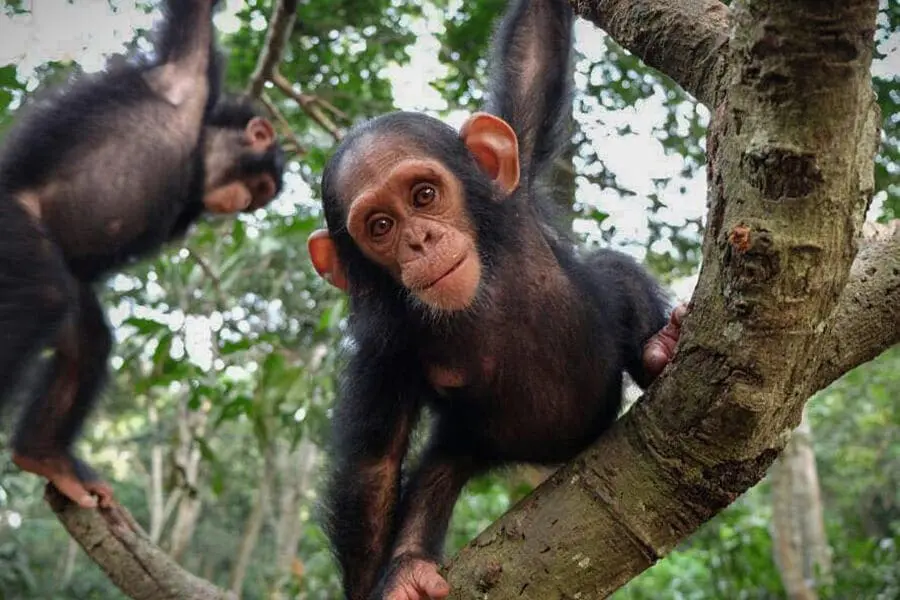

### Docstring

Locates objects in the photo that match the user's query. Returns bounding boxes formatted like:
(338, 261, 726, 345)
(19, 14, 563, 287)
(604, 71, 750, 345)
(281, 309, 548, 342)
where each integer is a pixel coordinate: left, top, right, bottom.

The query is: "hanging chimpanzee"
(307, 0, 686, 598)
(0, 0, 285, 508)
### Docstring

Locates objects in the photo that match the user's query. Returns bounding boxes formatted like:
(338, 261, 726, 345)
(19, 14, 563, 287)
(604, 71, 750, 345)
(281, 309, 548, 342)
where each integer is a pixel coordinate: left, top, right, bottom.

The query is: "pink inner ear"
(247, 118, 275, 147)
(471, 144, 500, 179)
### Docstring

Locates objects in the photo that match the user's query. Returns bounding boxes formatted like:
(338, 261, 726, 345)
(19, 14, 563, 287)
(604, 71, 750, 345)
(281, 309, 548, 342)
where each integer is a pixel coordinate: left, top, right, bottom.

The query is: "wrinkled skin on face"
(343, 156, 482, 311)
(308, 113, 520, 312)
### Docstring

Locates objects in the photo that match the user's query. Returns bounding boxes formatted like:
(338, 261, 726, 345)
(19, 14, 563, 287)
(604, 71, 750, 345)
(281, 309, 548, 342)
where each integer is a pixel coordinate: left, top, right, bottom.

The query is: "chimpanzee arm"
(483, 0, 574, 180)
(153, 0, 225, 116)
(586, 249, 670, 389)
(142, 0, 218, 112)
(371, 420, 483, 599)
(323, 350, 424, 600)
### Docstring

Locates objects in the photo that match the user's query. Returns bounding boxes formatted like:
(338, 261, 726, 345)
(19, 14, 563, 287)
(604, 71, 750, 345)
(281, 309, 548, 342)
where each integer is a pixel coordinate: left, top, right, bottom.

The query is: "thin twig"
(246, 0, 300, 99)
(272, 71, 344, 141)
(309, 93, 349, 122)
(260, 92, 308, 156)
(185, 247, 227, 308)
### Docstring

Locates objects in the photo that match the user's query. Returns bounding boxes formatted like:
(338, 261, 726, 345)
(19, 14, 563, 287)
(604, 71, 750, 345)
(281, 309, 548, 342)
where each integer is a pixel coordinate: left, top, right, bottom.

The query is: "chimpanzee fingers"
(384, 559, 449, 600)
(642, 303, 690, 380)
(13, 453, 115, 508)
(85, 481, 116, 509)
(53, 477, 99, 508)
(671, 302, 689, 327)
(71, 456, 116, 508)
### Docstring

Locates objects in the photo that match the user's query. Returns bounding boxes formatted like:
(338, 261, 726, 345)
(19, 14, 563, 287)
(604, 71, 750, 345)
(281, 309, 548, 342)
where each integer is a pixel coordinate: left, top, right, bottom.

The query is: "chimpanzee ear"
(459, 112, 520, 196)
(307, 229, 348, 291)
(245, 117, 276, 152)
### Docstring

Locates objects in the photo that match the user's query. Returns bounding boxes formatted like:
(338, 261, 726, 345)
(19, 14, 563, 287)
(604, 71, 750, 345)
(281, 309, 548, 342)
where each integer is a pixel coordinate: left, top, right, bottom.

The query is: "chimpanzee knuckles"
(308, 229, 348, 291)
(245, 117, 276, 151)
(459, 112, 520, 194)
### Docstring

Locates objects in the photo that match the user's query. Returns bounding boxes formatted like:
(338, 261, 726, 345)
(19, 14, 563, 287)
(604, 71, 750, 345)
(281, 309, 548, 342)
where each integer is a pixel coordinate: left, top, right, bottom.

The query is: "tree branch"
(185, 246, 227, 309)
(47, 486, 236, 600)
(271, 72, 343, 141)
(813, 220, 900, 391)
(446, 0, 882, 597)
(570, 0, 730, 108)
(246, 0, 299, 99)
(260, 92, 308, 156)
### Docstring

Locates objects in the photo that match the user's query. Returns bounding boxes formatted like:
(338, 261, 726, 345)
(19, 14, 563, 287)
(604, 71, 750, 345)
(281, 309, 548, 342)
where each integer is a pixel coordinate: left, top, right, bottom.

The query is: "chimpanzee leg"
(0, 199, 73, 414)
(11, 283, 114, 508)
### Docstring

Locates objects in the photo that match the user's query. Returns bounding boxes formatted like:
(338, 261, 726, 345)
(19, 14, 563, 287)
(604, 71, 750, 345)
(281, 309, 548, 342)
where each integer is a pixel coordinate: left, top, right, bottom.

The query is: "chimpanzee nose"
(405, 222, 441, 253)
(407, 229, 433, 252)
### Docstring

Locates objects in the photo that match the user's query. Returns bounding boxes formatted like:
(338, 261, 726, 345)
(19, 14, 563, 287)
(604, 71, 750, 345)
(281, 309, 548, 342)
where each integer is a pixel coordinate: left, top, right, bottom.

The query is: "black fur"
(0, 0, 284, 488)
(318, 1, 669, 598)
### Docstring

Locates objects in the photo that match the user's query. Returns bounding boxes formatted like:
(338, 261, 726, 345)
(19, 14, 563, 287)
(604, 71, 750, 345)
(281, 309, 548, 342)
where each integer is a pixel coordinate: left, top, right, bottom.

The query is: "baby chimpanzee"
(308, 0, 684, 598)
(0, 0, 285, 508)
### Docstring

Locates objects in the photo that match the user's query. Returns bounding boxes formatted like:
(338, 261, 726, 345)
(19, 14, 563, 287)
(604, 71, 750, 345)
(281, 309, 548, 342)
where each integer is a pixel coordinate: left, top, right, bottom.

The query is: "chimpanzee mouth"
(422, 254, 469, 290)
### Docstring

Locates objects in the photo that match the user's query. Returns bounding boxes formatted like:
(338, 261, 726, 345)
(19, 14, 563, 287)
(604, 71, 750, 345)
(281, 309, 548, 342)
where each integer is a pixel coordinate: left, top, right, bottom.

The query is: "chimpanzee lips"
(422, 254, 468, 290)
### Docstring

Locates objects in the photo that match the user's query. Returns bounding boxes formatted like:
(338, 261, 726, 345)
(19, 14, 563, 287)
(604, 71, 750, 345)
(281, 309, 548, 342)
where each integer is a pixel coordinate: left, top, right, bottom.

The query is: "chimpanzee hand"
(642, 303, 689, 380)
(371, 553, 450, 600)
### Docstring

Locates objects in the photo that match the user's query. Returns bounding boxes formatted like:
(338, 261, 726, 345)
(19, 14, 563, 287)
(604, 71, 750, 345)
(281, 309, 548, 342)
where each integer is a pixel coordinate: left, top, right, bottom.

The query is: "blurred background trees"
(0, 0, 897, 598)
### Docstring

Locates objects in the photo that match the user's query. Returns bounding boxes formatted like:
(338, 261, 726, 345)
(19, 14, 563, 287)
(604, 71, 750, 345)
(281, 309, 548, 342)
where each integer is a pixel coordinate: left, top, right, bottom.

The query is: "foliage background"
(0, 0, 897, 598)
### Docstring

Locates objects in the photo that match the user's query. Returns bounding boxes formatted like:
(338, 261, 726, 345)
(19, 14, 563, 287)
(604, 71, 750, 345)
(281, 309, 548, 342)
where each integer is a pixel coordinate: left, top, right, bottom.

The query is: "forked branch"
(272, 72, 343, 141)
(570, 0, 730, 107)
(814, 220, 900, 391)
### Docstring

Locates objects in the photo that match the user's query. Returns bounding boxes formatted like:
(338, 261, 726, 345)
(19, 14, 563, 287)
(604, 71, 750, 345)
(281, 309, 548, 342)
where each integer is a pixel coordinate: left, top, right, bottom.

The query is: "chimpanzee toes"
(12, 452, 112, 508)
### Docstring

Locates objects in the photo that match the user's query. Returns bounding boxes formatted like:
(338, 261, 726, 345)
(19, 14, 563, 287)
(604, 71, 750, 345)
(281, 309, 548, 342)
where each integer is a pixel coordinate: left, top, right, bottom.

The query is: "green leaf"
(123, 317, 167, 335)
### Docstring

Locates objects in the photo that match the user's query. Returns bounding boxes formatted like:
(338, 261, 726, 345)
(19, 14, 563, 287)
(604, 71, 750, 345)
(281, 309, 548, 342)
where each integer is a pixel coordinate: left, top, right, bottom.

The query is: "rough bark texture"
(771, 410, 832, 600)
(813, 220, 900, 392)
(444, 1, 889, 598)
(570, 0, 730, 106)
(47, 486, 236, 600)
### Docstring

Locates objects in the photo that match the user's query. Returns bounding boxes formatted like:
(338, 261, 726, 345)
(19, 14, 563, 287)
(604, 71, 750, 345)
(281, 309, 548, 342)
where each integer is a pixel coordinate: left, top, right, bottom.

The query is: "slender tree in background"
(771, 409, 833, 600)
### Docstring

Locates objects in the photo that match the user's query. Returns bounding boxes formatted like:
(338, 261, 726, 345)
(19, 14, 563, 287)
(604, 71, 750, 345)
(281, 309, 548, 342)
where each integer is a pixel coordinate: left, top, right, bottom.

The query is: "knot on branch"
(476, 560, 503, 592)
(741, 146, 823, 199)
(723, 226, 779, 312)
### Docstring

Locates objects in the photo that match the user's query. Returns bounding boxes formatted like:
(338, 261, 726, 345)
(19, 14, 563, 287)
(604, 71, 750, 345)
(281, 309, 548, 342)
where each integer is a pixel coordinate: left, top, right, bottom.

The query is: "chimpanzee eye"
(368, 216, 394, 239)
(412, 184, 437, 208)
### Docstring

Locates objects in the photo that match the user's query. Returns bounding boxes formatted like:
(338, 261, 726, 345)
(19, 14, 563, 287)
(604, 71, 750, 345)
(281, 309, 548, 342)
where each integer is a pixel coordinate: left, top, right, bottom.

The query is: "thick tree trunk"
(771, 410, 832, 600)
(444, 1, 891, 597)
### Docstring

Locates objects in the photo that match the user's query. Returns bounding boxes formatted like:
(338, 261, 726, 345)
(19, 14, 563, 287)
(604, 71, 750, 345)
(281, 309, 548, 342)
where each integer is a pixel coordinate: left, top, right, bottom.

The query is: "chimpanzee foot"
(11, 453, 114, 508)
(642, 303, 689, 381)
